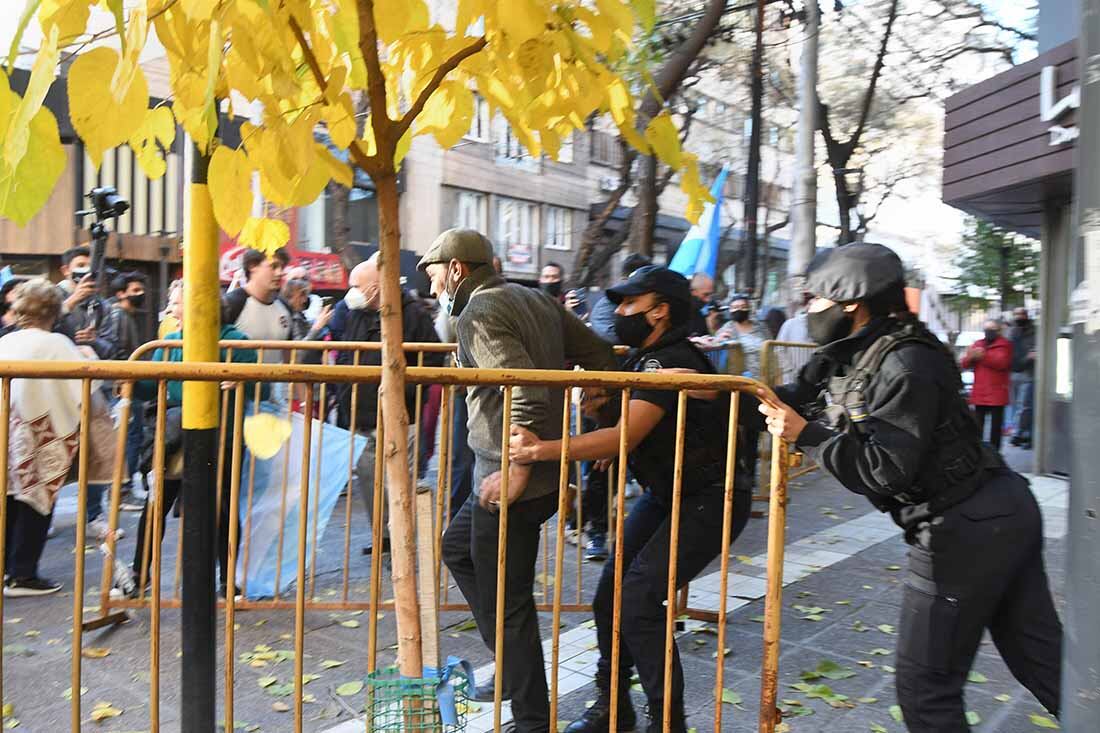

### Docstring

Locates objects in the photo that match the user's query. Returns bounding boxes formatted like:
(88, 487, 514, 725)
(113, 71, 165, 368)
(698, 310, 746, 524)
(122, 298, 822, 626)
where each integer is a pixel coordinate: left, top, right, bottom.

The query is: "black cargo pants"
(896, 468, 1062, 732)
(591, 484, 752, 709)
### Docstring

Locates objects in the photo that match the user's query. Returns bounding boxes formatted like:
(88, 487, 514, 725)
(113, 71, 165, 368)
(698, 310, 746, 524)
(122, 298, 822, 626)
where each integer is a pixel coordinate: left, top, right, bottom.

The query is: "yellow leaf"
(644, 112, 681, 169)
(596, 0, 634, 36)
(1, 702, 11, 717)
(38, 0, 91, 43)
(180, 0, 219, 21)
(129, 106, 176, 179)
(339, 619, 360, 629)
(335, 681, 364, 696)
(318, 147, 353, 189)
(394, 126, 413, 170)
(3, 24, 59, 171)
(0, 96, 66, 226)
(89, 702, 122, 721)
(418, 81, 473, 150)
(272, 701, 290, 713)
(374, 0, 428, 44)
(81, 647, 111, 659)
(208, 146, 253, 238)
(243, 412, 292, 459)
(631, 0, 656, 32)
(500, 0, 547, 44)
(68, 46, 148, 167)
(111, 5, 148, 107)
(679, 154, 712, 224)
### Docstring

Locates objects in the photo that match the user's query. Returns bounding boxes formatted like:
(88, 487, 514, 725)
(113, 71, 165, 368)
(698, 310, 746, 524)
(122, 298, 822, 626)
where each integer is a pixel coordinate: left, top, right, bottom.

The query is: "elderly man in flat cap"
(419, 229, 616, 733)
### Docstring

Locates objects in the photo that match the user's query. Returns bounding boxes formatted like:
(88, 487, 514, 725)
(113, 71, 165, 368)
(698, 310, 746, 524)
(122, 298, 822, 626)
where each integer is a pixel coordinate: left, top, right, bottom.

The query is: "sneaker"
(565, 528, 583, 547)
(119, 490, 145, 512)
(4, 576, 62, 597)
(585, 534, 609, 562)
(88, 518, 125, 541)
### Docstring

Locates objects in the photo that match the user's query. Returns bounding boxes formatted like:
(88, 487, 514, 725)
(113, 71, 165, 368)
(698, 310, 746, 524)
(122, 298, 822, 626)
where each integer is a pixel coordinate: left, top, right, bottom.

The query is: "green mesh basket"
(365, 666, 469, 732)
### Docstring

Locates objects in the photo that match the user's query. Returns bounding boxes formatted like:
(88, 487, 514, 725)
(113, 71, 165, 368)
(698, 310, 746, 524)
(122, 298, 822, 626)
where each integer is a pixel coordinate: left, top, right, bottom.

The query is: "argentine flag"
(668, 166, 728, 279)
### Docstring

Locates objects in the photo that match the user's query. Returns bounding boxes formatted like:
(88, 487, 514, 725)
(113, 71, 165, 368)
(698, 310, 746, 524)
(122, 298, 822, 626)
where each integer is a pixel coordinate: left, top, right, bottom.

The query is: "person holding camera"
(55, 246, 119, 360)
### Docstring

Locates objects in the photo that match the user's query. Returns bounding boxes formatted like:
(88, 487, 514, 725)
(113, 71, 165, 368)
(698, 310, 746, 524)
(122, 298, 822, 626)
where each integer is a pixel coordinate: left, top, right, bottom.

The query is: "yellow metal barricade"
(759, 340, 820, 491)
(0, 356, 793, 733)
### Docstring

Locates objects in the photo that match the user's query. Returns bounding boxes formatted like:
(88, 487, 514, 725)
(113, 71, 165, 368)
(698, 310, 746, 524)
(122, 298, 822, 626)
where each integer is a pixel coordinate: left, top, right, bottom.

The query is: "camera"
(88, 186, 129, 219)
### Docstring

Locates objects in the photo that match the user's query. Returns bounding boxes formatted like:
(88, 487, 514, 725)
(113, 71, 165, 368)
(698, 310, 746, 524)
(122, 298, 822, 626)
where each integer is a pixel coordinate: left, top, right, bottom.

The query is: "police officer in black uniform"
(510, 266, 754, 733)
(757, 244, 1062, 732)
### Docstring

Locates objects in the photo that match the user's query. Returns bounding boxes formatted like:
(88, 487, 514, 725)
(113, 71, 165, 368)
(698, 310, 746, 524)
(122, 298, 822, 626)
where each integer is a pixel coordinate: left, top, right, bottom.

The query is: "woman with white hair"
(2, 279, 93, 596)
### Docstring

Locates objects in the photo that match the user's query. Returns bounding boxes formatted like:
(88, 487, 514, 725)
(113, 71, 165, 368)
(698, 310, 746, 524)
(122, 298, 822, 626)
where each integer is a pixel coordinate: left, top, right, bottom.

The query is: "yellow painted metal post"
(180, 143, 220, 733)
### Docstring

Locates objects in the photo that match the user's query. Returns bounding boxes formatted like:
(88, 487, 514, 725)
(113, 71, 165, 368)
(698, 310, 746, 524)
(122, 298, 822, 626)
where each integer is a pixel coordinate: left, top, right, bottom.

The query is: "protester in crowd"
(687, 273, 714, 336)
(1009, 307, 1036, 449)
(158, 279, 183, 339)
(510, 266, 755, 733)
(961, 319, 1013, 452)
(424, 229, 616, 729)
(0, 276, 28, 338)
(776, 292, 813, 383)
(759, 305, 787, 340)
(335, 253, 442, 555)
(55, 245, 118, 360)
(54, 247, 123, 540)
(2, 280, 94, 596)
(280, 277, 333, 343)
(757, 244, 1060, 731)
(222, 247, 292, 355)
(102, 272, 149, 510)
(123, 287, 265, 598)
(538, 262, 565, 301)
(589, 254, 651, 344)
(714, 295, 767, 377)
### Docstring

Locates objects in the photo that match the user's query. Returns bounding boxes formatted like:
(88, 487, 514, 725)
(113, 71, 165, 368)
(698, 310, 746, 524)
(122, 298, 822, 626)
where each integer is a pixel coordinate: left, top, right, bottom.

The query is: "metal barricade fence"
(0, 356, 790, 733)
(759, 340, 820, 491)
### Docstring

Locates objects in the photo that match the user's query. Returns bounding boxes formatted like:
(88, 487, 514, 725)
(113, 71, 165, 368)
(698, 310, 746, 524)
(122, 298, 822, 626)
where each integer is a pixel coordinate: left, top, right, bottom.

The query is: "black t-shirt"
(625, 330, 748, 499)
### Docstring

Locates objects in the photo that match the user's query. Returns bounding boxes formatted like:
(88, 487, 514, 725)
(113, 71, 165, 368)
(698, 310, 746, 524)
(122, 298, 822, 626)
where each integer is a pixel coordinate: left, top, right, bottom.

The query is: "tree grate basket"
(365, 666, 469, 732)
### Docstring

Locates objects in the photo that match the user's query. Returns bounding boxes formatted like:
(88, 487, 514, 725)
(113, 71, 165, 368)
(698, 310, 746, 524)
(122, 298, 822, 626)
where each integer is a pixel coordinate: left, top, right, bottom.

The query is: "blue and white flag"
(668, 166, 728, 279)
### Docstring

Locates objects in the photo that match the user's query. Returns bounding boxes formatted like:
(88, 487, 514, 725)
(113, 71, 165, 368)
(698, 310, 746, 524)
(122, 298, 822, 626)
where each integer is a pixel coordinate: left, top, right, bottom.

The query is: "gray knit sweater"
(452, 266, 617, 502)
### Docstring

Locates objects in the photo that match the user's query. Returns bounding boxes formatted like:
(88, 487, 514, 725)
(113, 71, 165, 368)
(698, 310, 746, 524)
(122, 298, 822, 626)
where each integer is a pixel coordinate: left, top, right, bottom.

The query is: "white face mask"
(438, 290, 452, 315)
(344, 287, 368, 311)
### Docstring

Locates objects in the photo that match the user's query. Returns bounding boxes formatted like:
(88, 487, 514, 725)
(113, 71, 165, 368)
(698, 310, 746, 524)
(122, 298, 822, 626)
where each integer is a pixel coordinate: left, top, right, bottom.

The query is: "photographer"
(55, 246, 119, 360)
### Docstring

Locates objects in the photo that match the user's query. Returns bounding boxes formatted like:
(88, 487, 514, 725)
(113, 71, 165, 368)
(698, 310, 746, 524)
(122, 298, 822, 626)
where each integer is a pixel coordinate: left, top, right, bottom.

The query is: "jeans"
(896, 469, 1061, 731)
(442, 461, 558, 733)
(353, 425, 418, 542)
(972, 405, 1005, 452)
(592, 486, 752, 709)
(86, 483, 108, 523)
(4, 496, 54, 579)
(448, 395, 475, 521)
(126, 398, 146, 480)
(1012, 380, 1034, 440)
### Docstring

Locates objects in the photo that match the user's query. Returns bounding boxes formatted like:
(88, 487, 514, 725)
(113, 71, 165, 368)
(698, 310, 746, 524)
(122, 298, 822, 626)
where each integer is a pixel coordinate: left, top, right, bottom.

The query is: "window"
(493, 113, 539, 171)
(589, 130, 622, 168)
(465, 94, 491, 142)
(545, 206, 573, 250)
(556, 131, 574, 164)
(496, 196, 539, 272)
(455, 190, 487, 231)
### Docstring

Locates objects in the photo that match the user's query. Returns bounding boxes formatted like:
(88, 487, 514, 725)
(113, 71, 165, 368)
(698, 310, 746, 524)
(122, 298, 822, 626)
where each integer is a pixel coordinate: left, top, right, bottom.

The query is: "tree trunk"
(326, 182, 362, 271)
(626, 154, 659, 257)
(741, 0, 766, 295)
(834, 166, 855, 245)
(374, 170, 423, 676)
(572, 144, 637, 287)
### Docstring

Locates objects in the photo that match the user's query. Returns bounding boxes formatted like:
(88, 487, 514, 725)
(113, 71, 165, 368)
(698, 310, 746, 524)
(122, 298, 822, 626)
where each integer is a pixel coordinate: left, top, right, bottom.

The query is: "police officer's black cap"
(804, 243, 905, 302)
(606, 265, 692, 306)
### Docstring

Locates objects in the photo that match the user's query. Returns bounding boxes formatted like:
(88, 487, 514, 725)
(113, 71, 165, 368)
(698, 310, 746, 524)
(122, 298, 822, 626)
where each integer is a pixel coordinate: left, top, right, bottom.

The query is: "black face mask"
(614, 308, 656, 347)
(540, 281, 562, 298)
(806, 304, 853, 345)
(1014, 317, 1028, 327)
(127, 293, 146, 309)
(730, 309, 750, 323)
(984, 329, 999, 344)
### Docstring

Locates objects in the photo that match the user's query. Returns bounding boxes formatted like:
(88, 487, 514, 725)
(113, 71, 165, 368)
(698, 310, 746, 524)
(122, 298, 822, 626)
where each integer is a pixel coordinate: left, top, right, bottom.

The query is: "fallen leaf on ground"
(339, 620, 360, 629)
(866, 648, 891, 656)
(870, 724, 888, 733)
(967, 671, 988, 683)
(994, 694, 1012, 703)
(257, 676, 277, 688)
(889, 704, 903, 722)
(857, 697, 878, 704)
(884, 565, 901, 571)
(89, 702, 122, 721)
(1029, 713, 1060, 729)
(81, 647, 111, 659)
(720, 688, 744, 708)
(876, 624, 896, 635)
(800, 659, 856, 681)
(320, 660, 346, 669)
(272, 701, 290, 712)
(965, 711, 981, 725)
(336, 681, 364, 697)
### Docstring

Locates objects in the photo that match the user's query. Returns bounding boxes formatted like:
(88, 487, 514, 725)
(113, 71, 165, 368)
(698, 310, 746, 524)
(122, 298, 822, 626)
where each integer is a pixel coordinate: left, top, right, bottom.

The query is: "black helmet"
(804, 243, 905, 302)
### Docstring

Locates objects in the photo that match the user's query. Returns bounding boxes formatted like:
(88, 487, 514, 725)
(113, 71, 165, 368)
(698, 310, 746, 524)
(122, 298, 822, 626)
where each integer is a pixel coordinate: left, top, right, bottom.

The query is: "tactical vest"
(824, 317, 987, 508)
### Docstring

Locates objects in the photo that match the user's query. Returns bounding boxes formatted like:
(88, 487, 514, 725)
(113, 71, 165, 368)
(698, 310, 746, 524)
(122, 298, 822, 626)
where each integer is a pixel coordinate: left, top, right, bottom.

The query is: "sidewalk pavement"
(2, 445, 1064, 732)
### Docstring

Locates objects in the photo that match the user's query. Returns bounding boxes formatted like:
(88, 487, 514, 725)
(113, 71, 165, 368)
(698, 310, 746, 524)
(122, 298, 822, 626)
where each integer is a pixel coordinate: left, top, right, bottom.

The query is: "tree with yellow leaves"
(3, 1, 710, 727)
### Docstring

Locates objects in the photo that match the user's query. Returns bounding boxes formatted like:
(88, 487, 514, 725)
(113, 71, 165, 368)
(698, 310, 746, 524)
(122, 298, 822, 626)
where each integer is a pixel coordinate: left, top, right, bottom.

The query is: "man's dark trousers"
(442, 466, 558, 733)
(896, 468, 1062, 732)
(448, 394, 475, 521)
(590, 486, 751, 709)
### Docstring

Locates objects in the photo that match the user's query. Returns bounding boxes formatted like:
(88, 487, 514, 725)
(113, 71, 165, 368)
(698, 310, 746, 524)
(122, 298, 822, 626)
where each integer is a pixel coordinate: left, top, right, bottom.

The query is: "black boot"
(564, 683, 636, 732)
(644, 701, 687, 733)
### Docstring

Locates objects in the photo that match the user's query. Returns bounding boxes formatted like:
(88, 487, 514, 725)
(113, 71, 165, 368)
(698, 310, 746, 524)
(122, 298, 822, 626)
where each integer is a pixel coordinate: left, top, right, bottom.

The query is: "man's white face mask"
(344, 286, 368, 310)
(438, 290, 452, 315)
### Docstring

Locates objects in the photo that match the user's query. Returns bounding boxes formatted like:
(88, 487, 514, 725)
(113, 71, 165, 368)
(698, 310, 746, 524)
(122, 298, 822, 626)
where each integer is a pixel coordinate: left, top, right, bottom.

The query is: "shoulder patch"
(643, 358, 663, 372)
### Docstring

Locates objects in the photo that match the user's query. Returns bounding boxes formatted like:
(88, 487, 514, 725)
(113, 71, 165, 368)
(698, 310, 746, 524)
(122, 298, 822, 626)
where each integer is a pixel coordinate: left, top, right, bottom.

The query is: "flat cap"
(416, 229, 495, 271)
(805, 243, 905, 302)
(606, 265, 692, 306)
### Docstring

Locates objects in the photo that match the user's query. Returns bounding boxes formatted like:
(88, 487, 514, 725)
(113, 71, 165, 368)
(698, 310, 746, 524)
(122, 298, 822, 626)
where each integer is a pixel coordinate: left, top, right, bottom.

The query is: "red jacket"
(961, 336, 1013, 406)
